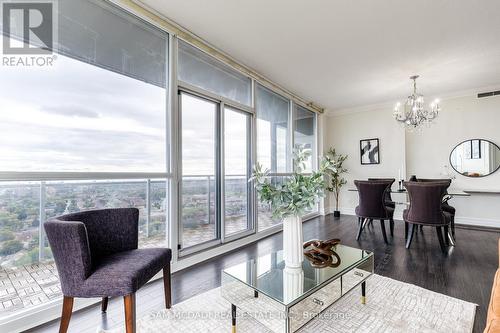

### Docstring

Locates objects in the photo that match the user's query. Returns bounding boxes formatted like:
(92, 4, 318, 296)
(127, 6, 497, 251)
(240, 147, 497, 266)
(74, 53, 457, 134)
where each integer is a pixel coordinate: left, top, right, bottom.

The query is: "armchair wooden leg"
(59, 296, 73, 333)
(124, 293, 136, 333)
(380, 220, 388, 244)
(101, 297, 108, 313)
(163, 264, 172, 309)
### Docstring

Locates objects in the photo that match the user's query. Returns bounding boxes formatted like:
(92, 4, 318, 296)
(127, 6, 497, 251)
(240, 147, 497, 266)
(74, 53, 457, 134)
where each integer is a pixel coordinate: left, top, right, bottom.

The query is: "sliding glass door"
(179, 91, 253, 253)
(180, 92, 219, 249)
(224, 107, 252, 238)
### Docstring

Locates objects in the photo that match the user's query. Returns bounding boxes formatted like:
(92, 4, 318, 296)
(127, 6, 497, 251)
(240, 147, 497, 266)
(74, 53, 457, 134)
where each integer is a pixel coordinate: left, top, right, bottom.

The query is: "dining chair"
(403, 181, 452, 253)
(354, 180, 394, 244)
(415, 178, 456, 241)
(368, 178, 396, 236)
(44, 208, 172, 333)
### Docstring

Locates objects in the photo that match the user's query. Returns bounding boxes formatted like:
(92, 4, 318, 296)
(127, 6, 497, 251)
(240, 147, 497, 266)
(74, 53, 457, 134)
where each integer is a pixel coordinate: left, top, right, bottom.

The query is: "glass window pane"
(256, 84, 291, 173)
(145, 180, 168, 248)
(294, 105, 316, 173)
(178, 41, 251, 106)
(0, 182, 40, 268)
(181, 93, 218, 248)
(224, 108, 251, 236)
(0, 0, 168, 173)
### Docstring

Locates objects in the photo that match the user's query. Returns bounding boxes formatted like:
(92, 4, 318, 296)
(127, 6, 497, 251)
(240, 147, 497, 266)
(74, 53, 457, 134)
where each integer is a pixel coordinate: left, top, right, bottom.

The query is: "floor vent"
(477, 90, 500, 98)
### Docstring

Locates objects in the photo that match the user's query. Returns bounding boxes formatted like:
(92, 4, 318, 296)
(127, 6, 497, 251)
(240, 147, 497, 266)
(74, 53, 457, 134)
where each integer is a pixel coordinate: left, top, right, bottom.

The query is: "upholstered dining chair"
(403, 181, 452, 253)
(415, 178, 456, 241)
(354, 180, 394, 244)
(367, 178, 396, 236)
(44, 208, 172, 333)
(367, 178, 396, 208)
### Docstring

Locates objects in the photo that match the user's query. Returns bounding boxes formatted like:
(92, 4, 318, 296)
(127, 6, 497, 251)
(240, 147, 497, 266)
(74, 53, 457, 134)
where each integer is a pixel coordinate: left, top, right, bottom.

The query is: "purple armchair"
(354, 180, 394, 244)
(44, 208, 172, 333)
(403, 181, 452, 253)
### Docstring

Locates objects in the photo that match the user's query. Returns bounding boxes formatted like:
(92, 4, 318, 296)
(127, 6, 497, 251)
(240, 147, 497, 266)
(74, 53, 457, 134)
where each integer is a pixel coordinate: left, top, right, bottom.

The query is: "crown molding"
(325, 83, 500, 117)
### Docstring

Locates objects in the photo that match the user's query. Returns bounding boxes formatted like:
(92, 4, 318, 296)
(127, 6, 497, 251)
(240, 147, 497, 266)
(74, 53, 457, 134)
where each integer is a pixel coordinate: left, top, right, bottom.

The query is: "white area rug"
(102, 274, 476, 333)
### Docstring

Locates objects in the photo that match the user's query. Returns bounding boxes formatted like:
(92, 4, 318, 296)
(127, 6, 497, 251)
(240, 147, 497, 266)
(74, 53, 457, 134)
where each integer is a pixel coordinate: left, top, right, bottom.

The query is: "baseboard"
(455, 216, 500, 229)
(325, 207, 355, 216)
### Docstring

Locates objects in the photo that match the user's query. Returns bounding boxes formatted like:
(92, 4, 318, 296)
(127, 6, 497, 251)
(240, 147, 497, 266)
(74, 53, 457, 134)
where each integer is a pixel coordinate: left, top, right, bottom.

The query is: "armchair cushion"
(77, 248, 172, 297)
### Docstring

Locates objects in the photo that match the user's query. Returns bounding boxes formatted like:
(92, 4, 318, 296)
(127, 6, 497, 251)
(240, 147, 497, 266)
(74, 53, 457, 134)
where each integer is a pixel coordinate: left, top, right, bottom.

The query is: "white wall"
(324, 107, 406, 218)
(324, 93, 500, 227)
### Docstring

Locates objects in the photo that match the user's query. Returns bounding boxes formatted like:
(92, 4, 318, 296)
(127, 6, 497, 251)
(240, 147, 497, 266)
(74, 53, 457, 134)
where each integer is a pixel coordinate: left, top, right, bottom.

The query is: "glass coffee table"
(221, 244, 373, 333)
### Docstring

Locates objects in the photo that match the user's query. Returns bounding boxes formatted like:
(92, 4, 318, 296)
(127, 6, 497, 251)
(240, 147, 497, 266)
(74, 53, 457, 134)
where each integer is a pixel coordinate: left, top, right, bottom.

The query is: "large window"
(179, 90, 253, 253)
(0, 0, 168, 172)
(0, 0, 170, 273)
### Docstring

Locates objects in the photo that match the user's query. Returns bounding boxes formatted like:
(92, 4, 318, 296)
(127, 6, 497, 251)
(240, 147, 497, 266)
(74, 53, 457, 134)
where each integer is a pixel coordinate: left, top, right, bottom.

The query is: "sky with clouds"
(0, 53, 167, 172)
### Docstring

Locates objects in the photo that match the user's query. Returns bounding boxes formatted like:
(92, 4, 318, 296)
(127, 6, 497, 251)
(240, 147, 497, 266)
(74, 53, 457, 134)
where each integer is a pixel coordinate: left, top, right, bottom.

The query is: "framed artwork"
(360, 138, 380, 165)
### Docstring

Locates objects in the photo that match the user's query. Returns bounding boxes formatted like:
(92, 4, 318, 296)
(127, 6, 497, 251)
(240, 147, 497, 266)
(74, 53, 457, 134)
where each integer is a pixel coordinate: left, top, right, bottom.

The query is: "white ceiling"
(140, 0, 500, 114)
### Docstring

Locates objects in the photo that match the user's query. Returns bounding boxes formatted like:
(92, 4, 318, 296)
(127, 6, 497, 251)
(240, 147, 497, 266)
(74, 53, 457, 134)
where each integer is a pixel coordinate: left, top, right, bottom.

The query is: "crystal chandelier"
(393, 75, 440, 130)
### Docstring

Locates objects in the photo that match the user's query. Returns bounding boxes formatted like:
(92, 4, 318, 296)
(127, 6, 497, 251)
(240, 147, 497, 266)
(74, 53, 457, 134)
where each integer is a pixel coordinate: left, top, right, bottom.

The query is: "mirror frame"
(449, 138, 500, 178)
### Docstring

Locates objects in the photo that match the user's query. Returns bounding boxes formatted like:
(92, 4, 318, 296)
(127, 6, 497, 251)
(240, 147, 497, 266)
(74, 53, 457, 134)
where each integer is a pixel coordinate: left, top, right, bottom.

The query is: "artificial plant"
(324, 148, 348, 214)
(250, 145, 334, 219)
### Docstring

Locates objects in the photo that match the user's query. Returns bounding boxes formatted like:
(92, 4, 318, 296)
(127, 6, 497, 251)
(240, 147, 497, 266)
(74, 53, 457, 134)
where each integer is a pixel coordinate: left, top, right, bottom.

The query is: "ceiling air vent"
(477, 90, 500, 98)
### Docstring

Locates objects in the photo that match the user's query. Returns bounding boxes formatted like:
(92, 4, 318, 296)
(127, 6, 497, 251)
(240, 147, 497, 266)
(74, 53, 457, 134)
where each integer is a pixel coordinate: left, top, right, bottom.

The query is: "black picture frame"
(360, 138, 380, 165)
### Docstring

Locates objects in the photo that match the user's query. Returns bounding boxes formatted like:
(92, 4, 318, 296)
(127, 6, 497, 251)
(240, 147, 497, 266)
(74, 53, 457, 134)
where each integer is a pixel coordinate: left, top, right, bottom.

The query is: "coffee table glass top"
(222, 244, 372, 305)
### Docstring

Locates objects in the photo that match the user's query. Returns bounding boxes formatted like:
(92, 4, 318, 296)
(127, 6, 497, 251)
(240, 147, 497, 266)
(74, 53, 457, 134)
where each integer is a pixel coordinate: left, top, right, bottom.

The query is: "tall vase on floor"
(283, 215, 304, 268)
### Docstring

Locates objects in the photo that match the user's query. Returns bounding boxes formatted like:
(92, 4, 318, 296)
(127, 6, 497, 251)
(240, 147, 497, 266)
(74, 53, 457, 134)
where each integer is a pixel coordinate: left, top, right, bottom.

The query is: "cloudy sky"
(0, 51, 257, 176)
(0, 51, 167, 172)
(0, 49, 310, 176)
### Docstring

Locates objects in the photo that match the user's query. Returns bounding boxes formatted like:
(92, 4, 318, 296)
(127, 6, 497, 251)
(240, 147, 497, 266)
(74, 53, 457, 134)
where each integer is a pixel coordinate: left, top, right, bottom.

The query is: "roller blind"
(178, 40, 251, 106)
(57, 0, 167, 88)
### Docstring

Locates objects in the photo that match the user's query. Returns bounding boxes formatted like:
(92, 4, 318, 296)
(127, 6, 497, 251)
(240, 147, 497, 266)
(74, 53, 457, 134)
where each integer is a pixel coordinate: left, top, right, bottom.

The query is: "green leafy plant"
(324, 148, 348, 212)
(250, 146, 335, 219)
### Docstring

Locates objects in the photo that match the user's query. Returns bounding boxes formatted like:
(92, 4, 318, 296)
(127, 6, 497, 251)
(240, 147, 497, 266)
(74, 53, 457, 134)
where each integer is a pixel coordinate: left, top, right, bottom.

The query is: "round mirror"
(450, 139, 500, 177)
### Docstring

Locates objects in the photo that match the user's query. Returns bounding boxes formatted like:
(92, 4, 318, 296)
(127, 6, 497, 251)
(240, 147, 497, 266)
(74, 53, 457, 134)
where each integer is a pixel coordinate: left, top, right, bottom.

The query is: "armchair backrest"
(354, 180, 392, 218)
(44, 208, 139, 295)
(403, 181, 450, 225)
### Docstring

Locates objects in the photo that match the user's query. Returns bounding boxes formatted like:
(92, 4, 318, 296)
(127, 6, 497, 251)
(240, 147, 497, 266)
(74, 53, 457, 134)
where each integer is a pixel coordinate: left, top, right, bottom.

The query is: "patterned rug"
(102, 274, 476, 333)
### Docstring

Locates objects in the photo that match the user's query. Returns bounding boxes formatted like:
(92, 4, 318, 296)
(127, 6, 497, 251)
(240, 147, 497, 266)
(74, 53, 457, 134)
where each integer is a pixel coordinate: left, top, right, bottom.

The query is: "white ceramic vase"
(282, 215, 304, 268)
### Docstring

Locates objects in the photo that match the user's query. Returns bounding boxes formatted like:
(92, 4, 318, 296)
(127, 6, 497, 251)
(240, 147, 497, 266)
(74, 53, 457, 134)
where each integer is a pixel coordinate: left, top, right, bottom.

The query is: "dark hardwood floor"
(27, 214, 499, 333)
